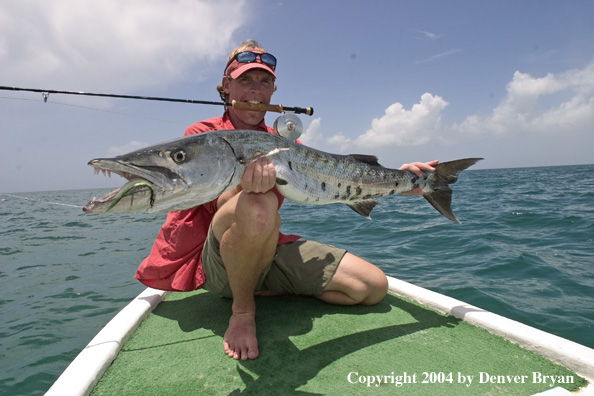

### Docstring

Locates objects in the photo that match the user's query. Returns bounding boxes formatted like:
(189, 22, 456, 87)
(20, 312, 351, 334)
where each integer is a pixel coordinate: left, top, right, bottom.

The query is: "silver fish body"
(84, 129, 481, 223)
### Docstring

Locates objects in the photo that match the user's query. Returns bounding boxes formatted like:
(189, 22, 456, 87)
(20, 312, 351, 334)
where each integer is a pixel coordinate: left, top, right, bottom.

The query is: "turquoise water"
(1, 165, 593, 395)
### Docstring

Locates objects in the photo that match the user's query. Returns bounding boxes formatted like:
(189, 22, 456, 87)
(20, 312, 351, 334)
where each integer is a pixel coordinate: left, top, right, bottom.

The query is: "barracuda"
(83, 130, 481, 223)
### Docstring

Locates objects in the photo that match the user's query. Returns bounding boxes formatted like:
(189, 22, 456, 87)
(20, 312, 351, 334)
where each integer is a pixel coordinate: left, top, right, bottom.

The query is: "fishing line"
(0, 95, 39, 102)
(45, 99, 190, 125)
(0, 193, 83, 209)
(0, 95, 189, 125)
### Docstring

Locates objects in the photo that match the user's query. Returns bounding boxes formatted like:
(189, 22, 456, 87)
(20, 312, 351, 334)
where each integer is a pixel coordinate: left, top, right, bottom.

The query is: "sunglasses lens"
(234, 52, 276, 70)
(259, 53, 277, 68)
(236, 52, 257, 63)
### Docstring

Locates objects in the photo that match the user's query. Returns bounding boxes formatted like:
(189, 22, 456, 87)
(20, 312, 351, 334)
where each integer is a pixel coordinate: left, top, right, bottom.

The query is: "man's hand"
(241, 157, 276, 193)
(399, 160, 439, 195)
(399, 160, 438, 177)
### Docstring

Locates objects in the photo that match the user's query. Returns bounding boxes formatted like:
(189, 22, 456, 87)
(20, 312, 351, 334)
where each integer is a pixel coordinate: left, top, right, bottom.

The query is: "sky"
(1, 0, 593, 193)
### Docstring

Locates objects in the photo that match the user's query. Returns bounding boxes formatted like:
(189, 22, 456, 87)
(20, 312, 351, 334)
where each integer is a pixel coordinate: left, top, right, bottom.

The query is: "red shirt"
(134, 112, 300, 291)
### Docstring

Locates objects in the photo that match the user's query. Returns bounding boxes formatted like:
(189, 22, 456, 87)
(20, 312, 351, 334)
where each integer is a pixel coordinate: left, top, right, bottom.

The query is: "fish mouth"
(83, 159, 177, 213)
(83, 178, 155, 213)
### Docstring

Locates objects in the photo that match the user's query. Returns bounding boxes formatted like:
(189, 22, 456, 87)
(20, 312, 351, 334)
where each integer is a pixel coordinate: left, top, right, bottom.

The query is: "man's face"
(223, 69, 275, 129)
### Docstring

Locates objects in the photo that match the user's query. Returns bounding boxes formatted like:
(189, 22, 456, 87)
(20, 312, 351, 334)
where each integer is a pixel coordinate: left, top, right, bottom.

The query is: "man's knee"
(324, 253, 389, 306)
(361, 273, 388, 305)
(236, 191, 280, 234)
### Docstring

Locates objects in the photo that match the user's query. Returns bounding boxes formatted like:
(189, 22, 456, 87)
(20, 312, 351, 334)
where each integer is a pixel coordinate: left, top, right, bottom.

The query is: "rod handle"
(231, 100, 283, 113)
(231, 100, 314, 116)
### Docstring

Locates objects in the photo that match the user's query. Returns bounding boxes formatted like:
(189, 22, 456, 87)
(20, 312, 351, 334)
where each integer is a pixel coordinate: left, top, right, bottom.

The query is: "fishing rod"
(0, 85, 314, 116)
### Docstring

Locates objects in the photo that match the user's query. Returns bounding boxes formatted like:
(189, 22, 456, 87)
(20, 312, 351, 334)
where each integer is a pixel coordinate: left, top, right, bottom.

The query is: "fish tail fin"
(423, 158, 483, 223)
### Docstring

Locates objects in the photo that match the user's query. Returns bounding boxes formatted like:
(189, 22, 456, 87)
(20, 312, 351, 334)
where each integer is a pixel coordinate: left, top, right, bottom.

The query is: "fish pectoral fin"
(239, 148, 290, 165)
(346, 200, 379, 220)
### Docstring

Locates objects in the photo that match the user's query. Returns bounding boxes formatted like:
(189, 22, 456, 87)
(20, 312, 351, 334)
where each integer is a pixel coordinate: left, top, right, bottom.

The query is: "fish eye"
(171, 149, 186, 164)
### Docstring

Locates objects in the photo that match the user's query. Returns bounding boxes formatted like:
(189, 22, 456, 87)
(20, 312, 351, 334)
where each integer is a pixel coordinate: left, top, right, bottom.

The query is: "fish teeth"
(93, 168, 112, 177)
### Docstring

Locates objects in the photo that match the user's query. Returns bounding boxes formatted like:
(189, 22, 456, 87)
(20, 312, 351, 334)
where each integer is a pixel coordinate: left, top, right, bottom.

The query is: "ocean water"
(1, 165, 593, 395)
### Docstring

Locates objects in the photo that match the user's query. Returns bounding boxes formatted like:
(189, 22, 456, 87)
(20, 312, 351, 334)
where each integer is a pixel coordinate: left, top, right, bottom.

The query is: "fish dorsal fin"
(348, 154, 382, 167)
(346, 200, 379, 219)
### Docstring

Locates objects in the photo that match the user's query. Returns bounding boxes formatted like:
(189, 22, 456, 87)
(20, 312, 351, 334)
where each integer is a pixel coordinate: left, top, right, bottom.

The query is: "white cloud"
(306, 61, 594, 161)
(414, 49, 463, 64)
(0, 0, 247, 91)
(456, 59, 594, 136)
(326, 133, 353, 153)
(415, 29, 442, 40)
(348, 93, 449, 150)
(299, 117, 323, 146)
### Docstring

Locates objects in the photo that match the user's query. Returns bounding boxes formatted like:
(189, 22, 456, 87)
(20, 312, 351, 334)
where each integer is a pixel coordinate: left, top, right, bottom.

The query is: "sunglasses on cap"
(225, 51, 277, 71)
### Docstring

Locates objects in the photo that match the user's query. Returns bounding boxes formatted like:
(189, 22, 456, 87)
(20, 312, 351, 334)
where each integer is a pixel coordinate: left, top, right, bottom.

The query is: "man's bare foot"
(223, 312, 258, 360)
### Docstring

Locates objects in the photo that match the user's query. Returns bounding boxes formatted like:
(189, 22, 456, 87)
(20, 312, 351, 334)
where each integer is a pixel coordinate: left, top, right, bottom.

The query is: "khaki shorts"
(201, 226, 346, 298)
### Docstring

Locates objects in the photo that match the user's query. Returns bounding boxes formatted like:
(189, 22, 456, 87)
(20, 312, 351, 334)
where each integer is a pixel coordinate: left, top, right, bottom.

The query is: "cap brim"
(228, 61, 276, 79)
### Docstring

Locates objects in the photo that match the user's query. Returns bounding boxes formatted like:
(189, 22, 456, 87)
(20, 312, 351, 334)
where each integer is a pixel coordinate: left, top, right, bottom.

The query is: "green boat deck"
(89, 289, 587, 395)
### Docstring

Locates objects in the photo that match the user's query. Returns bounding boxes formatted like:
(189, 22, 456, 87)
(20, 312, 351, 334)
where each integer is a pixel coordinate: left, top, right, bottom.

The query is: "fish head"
(83, 133, 238, 213)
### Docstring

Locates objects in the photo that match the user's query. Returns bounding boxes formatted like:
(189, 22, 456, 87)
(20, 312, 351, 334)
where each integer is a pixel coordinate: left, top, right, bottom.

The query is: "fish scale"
(217, 131, 480, 221)
(276, 150, 407, 204)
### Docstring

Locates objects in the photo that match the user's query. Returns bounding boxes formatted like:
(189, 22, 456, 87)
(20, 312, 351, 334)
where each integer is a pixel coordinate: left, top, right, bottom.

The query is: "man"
(135, 40, 437, 360)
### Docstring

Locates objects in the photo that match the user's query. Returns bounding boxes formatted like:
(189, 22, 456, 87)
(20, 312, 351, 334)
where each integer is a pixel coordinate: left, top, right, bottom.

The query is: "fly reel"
(273, 113, 303, 141)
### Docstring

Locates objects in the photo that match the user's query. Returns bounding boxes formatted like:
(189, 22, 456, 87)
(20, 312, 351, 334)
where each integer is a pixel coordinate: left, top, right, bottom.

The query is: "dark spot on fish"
(335, 193, 340, 199)
(355, 186, 363, 196)
(394, 182, 399, 187)
(338, 183, 341, 188)
(388, 189, 395, 195)
(315, 197, 320, 202)
(411, 177, 417, 184)
(346, 185, 351, 197)
(288, 161, 293, 170)
(321, 182, 326, 192)
(276, 178, 288, 185)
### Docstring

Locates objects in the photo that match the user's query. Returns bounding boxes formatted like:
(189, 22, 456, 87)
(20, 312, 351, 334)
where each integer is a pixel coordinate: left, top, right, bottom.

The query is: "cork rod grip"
(231, 100, 284, 113)
(231, 100, 314, 116)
